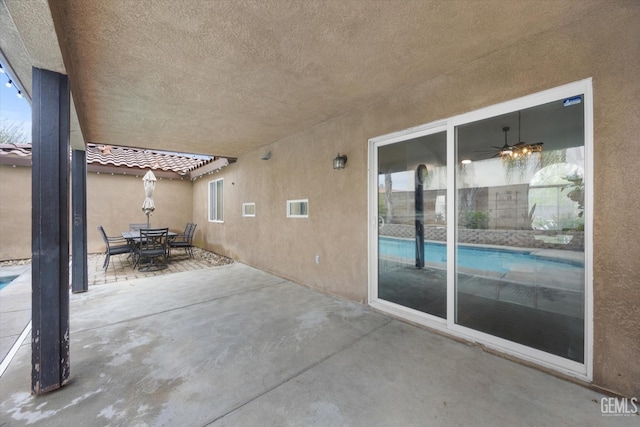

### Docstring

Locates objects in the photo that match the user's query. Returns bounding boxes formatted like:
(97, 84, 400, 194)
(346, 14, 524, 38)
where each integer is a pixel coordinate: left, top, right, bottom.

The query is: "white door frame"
(368, 78, 593, 381)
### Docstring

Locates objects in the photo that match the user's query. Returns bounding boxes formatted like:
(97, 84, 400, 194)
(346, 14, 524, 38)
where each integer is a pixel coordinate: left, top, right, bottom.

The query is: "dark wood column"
(31, 67, 70, 394)
(71, 149, 88, 293)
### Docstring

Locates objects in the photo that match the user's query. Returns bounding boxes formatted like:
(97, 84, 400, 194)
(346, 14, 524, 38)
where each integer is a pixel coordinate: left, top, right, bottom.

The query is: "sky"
(0, 70, 32, 143)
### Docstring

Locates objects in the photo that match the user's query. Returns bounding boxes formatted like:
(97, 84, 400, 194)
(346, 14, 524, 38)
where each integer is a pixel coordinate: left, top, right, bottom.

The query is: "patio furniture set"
(98, 223, 197, 271)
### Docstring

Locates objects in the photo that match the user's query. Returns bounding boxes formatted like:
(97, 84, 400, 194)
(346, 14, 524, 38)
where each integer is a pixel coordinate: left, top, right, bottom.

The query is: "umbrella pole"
(146, 212, 150, 228)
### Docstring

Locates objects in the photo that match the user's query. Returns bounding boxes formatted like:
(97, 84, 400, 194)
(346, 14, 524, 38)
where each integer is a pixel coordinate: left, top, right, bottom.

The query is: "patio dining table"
(122, 229, 177, 271)
(121, 230, 177, 241)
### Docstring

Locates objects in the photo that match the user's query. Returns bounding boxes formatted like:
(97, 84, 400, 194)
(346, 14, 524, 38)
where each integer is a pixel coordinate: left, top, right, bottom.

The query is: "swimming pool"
(0, 275, 17, 291)
(378, 236, 583, 274)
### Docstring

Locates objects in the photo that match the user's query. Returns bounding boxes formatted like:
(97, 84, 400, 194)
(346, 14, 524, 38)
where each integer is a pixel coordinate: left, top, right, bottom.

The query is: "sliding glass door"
(370, 80, 591, 376)
(377, 129, 447, 318)
(454, 99, 585, 362)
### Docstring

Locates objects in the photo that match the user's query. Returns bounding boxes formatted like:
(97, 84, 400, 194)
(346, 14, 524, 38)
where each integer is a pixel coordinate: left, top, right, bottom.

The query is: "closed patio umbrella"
(142, 170, 157, 228)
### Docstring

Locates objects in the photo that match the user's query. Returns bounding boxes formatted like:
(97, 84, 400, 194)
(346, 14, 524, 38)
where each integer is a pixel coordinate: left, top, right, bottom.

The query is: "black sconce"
(333, 153, 347, 170)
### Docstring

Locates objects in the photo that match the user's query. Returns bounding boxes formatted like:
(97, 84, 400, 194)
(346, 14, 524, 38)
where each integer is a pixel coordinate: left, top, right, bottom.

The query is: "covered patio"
(1, 263, 632, 426)
(1, 0, 638, 409)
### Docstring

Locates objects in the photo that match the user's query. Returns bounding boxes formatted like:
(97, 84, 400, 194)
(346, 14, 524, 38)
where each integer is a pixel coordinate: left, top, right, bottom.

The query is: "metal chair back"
(138, 228, 168, 254)
(135, 227, 169, 270)
(97, 225, 132, 270)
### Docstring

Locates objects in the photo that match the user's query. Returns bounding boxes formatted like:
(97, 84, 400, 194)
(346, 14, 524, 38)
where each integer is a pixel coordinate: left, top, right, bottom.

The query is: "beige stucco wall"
(0, 164, 31, 261)
(193, 121, 367, 303)
(86, 172, 194, 253)
(0, 168, 194, 259)
(195, 6, 640, 397)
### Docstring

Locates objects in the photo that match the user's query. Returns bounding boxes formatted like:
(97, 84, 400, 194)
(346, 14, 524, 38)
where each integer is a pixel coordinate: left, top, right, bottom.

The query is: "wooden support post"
(31, 67, 70, 394)
(71, 149, 88, 293)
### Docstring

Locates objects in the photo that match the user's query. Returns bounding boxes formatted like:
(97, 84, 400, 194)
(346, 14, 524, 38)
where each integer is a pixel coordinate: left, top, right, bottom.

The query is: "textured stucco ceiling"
(1, 0, 603, 157)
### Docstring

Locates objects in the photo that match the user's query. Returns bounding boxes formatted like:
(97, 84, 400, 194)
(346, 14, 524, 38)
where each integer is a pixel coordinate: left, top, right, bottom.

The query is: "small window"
(208, 178, 224, 222)
(287, 199, 308, 218)
(242, 202, 256, 217)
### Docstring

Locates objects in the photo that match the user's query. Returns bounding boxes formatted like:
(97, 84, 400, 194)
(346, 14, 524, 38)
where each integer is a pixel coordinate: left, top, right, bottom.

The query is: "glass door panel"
(454, 99, 585, 362)
(377, 131, 447, 318)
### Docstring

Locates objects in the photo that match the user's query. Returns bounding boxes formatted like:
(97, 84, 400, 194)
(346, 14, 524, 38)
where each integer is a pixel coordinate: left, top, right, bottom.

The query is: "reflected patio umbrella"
(142, 170, 157, 228)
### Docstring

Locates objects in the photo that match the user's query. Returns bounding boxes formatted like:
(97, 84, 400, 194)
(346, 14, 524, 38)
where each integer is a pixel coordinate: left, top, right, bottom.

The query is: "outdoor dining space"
(98, 223, 198, 272)
(96, 169, 201, 273)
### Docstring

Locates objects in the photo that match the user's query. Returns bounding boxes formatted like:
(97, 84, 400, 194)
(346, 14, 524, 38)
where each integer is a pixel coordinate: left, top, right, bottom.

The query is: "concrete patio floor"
(0, 262, 636, 426)
(0, 249, 232, 364)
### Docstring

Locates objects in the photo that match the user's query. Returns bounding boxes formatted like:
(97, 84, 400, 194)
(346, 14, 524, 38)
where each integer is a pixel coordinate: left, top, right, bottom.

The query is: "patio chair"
(98, 225, 133, 270)
(134, 228, 169, 271)
(129, 223, 148, 231)
(169, 223, 197, 260)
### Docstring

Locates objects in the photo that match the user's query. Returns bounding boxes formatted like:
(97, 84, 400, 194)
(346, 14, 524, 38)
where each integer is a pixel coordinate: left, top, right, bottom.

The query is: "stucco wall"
(195, 5, 640, 397)
(0, 164, 31, 261)
(0, 168, 194, 258)
(86, 172, 194, 253)
(193, 119, 367, 303)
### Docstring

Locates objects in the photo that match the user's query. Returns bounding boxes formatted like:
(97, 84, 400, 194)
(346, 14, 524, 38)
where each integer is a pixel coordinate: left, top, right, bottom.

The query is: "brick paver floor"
(88, 248, 233, 286)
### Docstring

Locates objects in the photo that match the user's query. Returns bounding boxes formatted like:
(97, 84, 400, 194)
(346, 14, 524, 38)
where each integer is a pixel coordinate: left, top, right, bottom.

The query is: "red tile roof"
(1, 143, 224, 177)
(0, 143, 31, 158)
(86, 144, 213, 176)
(0, 144, 32, 166)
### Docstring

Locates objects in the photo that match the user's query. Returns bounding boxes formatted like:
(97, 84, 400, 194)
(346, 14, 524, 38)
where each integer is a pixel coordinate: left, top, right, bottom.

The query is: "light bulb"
(6, 79, 12, 88)
(17, 90, 23, 98)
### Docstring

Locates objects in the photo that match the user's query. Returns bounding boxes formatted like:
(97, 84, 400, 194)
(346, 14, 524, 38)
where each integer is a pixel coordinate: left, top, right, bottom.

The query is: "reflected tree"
(0, 120, 29, 144)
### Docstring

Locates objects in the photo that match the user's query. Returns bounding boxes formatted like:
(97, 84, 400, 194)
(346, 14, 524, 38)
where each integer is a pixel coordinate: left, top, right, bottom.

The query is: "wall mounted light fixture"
(333, 153, 347, 170)
(261, 150, 271, 160)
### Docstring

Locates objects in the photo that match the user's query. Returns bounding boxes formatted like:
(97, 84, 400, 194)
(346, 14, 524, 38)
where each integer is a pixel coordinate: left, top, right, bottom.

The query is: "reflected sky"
(0, 68, 31, 143)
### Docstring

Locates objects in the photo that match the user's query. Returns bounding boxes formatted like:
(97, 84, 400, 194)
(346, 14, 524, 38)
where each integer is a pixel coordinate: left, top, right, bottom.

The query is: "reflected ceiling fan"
(494, 112, 543, 159)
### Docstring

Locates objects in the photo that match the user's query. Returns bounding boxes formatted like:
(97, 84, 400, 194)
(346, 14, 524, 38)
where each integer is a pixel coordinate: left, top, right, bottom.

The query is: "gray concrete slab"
(0, 263, 636, 426)
(0, 267, 31, 362)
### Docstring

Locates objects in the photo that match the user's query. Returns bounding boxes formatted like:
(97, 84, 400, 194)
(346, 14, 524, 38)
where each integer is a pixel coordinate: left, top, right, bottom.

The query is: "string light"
(0, 62, 25, 98)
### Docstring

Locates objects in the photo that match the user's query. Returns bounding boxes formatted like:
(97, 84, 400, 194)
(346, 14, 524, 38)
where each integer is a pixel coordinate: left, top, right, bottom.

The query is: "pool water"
(0, 275, 18, 291)
(379, 236, 582, 274)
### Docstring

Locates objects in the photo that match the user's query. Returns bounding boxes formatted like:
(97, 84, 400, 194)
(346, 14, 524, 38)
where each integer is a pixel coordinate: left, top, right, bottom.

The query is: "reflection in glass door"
(377, 131, 447, 318)
(454, 99, 585, 362)
(370, 81, 591, 375)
